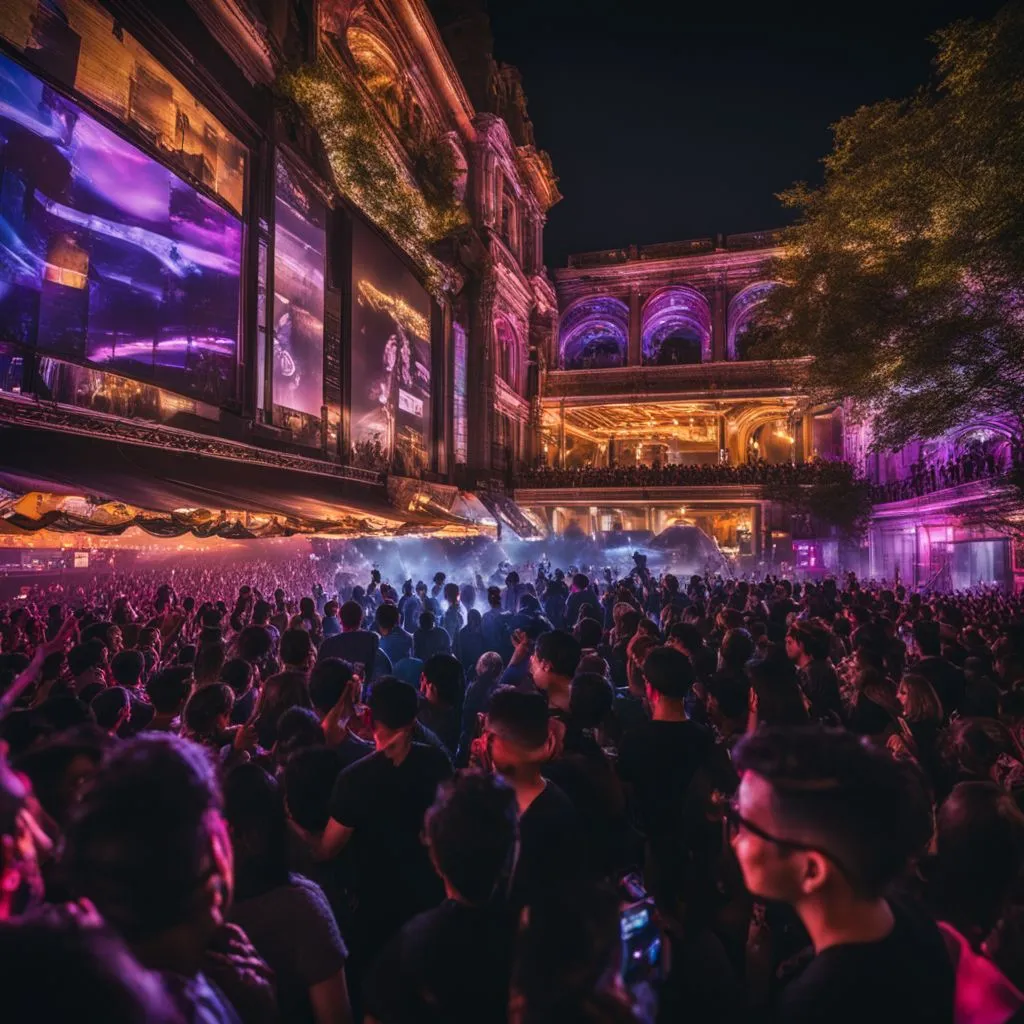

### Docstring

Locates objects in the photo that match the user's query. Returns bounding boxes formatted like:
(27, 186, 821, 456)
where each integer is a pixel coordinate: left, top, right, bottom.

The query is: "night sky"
(482, 0, 1004, 268)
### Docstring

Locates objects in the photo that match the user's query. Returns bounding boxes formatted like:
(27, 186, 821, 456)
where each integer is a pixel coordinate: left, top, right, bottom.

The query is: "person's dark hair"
(256, 671, 312, 746)
(339, 601, 363, 630)
(486, 688, 549, 750)
(423, 654, 464, 708)
(668, 622, 704, 652)
(252, 600, 272, 624)
(575, 616, 604, 649)
(80, 621, 115, 649)
(466, 607, 482, 630)
(748, 655, 809, 727)
(425, 770, 517, 904)
(14, 734, 106, 826)
(176, 644, 197, 667)
(90, 688, 130, 731)
(183, 683, 234, 739)
(443, 582, 460, 604)
(513, 882, 626, 1023)
(375, 602, 400, 631)
(144, 667, 192, 717)
(63, 734, 222, 942)
(37, 695, 95, 734)
(534, 630, 582, 680)
(283, 747, 343, 834)
(733, 725, 933, 898)
(706, 671, 749, 721)
(642, 646, 693, 700)
(193, 641, 226, 684)
(913, 619, 942, 658)
(572, 573, 589, 591)
(368, 675, 419, 730)
(787, 620, 831, 661)
(223, 763, 289, 901)
(235, 625, 273, 664)
(419, 611, 436, 631)
(569, 672, 614, 729)
(274, 706, 325, 760)
(219, 657, 254, 698)
(0, 908, 181, 1024)
(67, 641, 106, 678)
(720, 628, 754, 672)
(929, 781, 1024, 942)
(109, 650, 145, 689)
(487, 586, 502, 608)
(280, 629, 313, 668)
(308, 657, 354, 715)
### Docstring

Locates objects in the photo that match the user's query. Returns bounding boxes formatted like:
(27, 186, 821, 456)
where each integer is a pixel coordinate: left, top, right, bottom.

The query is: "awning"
(477, 492, 547, 540)
(0, 422, 479, 538)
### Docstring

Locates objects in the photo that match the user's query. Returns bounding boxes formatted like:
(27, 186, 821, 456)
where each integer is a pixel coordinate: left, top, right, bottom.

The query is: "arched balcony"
(727, 281, 776, 360)
(641, 287, 711, 365)
(558, 296, 628, 370)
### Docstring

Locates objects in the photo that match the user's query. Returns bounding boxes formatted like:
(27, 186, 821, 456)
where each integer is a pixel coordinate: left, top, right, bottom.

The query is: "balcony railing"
(564, 231, 784, 269)
(543, 358, 812, 399)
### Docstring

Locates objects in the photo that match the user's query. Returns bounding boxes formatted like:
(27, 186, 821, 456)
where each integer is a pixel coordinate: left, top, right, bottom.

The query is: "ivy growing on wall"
(279, 56, 467, 293)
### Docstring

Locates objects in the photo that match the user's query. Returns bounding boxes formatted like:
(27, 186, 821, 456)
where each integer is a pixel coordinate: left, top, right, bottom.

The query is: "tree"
(764, 462, 874, 542)
(752, 4, 1024, 477)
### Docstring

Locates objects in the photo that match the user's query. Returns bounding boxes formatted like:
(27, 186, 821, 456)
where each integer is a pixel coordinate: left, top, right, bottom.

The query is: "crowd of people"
(515, 459, 858, 490)
(871, 449, 1009, 504)
(1, 555, 1024, 1023)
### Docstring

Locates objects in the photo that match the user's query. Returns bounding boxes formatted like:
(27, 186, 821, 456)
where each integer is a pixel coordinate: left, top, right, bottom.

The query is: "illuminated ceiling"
(542, 401, 722, 443)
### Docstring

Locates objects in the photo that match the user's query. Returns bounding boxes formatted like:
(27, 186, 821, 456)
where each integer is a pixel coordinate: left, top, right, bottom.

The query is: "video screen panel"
(272, 157, 326, 419)
(351, 218, 432, 477)
(0, 53, 242, 403)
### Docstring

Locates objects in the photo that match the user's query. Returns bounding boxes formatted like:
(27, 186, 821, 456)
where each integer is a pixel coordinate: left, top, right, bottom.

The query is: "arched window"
(501, 183, 518, 254)
(727, 282, 776, 360)
(559, 297, 628, 370)
(495, 315, 522, 391)
(641, 288, 711, 365)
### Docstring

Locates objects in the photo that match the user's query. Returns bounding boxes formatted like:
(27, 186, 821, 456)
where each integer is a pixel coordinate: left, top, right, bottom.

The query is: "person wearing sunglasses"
(728, 725, 953, 1024)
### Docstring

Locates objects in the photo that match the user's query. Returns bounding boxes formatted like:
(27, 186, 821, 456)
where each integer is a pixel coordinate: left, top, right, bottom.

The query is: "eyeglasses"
(723, 800, 853, 878)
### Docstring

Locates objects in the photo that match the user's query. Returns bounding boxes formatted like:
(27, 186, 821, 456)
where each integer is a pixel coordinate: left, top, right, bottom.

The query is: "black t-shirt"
(509, 780, 583, 910)
(777, 902, 954, 1024)
(617, 719, 736, 843)
(328, 743, 452, 943)
(364, 900, 516, 1024)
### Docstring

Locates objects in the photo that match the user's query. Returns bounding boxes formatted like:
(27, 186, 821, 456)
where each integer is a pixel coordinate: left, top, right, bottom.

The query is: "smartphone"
(620, 899, 662, 987)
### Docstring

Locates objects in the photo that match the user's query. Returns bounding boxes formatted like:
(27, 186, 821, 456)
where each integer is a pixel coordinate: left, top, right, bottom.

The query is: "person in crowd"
(144, 665, 193, 733)
(298, 676, 452, 992)
(413, 611, 452, 661)
(458, 650, 505, 766)
(786, 620, 844, 722)
(729, 725, 951, 1023)
(529, 629, 583, 719)
(374, 602, 412, 667)
(63, 734, 275, 1023)
(364, 771, 518, 1024)
(318, 602, 381, 681)
(254, 669, 312, 750)
(321, 600, 342, 639)
(564, 573, 601, 631)
(480, 688, 581, 910)
(457, 607, 486, 682)
(482, 586, 514, 665)
(224, 762, 352, 1024)
(221, 657, 258, 725)
(441, 582, 466, 645)
(417, 654, 464, 759)
(913, 619, 966, 718)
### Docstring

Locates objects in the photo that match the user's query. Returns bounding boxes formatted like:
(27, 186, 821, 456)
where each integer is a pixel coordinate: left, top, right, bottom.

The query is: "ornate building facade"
(0, 0, 557, 537)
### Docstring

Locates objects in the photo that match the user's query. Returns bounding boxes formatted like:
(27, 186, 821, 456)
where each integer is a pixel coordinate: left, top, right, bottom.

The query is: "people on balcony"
(516, 458, 854, 488)
(871, 448, 1011, 504)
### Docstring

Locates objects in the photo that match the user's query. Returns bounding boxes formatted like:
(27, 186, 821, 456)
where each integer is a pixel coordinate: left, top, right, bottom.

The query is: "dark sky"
(483, 0, 1003, 268)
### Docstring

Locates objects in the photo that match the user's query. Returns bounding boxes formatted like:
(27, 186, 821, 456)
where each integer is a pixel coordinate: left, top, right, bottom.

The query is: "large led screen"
(351, 219, 432, 477)
(272, 157, 326, 420)
(0, 53, 242, 403)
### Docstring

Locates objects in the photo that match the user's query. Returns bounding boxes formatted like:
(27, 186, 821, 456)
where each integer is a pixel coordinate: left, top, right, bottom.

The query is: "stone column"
(558, 398, 567, 469)
(628, 287, 642, 366)
(802, 413, 814, 462)
(712, 275, 727, 361)
(469, 269, 497, 476)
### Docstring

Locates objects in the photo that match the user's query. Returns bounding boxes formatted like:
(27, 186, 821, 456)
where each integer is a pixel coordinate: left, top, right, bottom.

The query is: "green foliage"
(279, 57, 467, 293)
(765, 462, 874, 541)
(750, 3, 1024, 454)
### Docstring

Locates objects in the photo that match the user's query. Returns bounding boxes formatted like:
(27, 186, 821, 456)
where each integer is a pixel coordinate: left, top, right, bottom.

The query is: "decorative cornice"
(187, 0, 278, 85)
